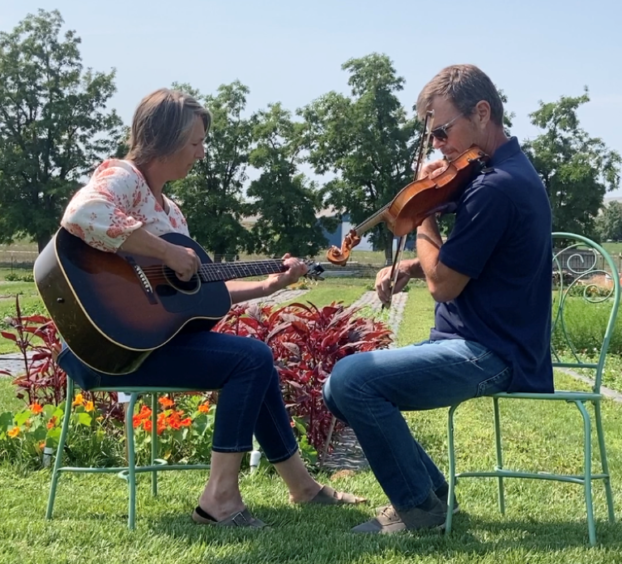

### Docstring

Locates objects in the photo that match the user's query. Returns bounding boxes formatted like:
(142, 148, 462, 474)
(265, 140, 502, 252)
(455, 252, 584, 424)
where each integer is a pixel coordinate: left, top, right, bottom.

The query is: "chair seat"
(491, 390, 601, 401)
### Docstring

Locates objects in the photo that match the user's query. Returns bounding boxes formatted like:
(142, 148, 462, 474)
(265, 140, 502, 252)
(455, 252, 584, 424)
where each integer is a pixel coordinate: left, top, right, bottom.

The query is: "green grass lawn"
(2, 279, 622, 562)
(1, 371, 622, 563)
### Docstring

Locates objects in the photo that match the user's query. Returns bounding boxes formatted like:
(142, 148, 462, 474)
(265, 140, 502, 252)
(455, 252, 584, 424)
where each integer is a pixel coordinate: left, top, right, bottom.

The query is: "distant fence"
(3, 244, 622, 279)
(0, 249, 38, 269)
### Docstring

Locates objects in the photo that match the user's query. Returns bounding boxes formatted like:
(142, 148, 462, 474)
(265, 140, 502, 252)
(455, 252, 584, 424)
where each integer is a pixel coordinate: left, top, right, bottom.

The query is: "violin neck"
(353, 205, 388, 236)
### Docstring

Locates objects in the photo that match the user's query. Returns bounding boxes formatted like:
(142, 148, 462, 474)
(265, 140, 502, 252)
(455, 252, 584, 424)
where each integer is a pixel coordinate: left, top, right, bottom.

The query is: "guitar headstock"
(304, 261, 325, 281)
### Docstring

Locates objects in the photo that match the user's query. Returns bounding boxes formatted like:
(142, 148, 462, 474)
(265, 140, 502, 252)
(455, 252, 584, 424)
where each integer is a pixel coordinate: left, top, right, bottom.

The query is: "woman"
(57, 88, 363, 528)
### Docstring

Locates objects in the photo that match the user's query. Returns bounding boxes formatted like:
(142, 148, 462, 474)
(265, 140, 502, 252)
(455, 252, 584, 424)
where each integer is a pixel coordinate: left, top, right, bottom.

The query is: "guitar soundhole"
(162, 267, 201, 295)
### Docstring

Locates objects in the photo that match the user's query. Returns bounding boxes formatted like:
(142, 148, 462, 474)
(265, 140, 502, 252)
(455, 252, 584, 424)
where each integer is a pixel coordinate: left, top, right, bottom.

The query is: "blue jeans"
(57, 331, 299, 463)
(322, 339, 512, 511)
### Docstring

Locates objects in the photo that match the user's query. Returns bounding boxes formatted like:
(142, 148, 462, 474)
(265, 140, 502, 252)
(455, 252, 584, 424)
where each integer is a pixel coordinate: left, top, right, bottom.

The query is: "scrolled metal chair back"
(551, 232, 620, 392)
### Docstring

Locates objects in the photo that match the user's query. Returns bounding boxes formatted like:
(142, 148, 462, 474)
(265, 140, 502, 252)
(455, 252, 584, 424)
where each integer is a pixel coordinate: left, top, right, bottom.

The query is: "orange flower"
(84, 401, 95, 412)
(179, 417, 192, 427)
(158, 396, 174, 408)
(142, 419, 153, 432)
(72, 393, 84, 407)
(39, 441, 46, 450)
(47, 416, 57, 430)
(168, 419, 181, 430)
(133, 405, 152, 428)
(8, 427, 19, 438)
(198, 403, 210, 414)
(30, 403, 43, 415)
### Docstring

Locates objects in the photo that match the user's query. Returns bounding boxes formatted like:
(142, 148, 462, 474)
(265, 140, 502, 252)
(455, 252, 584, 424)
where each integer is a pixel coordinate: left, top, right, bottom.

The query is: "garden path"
(322, 290, 409, 471)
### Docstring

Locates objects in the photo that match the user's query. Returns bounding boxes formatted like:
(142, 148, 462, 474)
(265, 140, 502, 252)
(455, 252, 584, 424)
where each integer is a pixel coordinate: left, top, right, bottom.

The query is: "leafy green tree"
(523, 89, 621, 237)
(300, 53, 423, 262)
(0, 9, 123, 251)
(170, 81, 253, 261)
(247, 103, 331, 258)
(595, 200, 622, 241)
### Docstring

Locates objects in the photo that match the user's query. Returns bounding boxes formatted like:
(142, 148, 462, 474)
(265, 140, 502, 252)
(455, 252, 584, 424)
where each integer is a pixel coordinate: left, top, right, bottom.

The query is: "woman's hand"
(265, 254, 308, 294)
(163, 243, 201, 282)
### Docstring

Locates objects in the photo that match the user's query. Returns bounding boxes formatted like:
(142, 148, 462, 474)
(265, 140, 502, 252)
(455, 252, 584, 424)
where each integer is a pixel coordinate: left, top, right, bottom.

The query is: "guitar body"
(34, 229, 232, 375)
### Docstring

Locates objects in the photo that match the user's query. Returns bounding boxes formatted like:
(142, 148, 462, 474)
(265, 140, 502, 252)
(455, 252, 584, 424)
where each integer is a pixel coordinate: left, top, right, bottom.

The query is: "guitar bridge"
(126, 257, 157, 305)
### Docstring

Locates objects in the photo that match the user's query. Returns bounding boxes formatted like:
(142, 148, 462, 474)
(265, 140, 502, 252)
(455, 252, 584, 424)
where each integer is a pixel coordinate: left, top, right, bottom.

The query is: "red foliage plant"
(1, 296, 393, 452)
(214, 301, 393, 452)
(0, 296, 123, 422)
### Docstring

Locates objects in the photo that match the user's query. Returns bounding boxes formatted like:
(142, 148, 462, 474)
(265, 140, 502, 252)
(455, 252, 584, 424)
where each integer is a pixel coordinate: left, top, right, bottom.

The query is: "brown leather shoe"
(303, 485, 367, 505)
(353, 496, 446, 534)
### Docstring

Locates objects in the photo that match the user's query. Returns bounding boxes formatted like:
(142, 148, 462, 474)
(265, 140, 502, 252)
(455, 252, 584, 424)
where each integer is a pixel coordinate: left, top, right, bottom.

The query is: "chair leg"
(151, 393, 158, 497)
(576, 401, 596, 546)
(46, 377, 75, 519)
(445, 404, 459, 534)
(127, 393, 139, 530)
(594, 401, 615, 523)
(493, 397, 505, 515)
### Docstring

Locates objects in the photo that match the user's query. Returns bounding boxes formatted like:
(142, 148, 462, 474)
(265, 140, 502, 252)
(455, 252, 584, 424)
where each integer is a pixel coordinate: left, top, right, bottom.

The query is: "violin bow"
(382, 110, 435, 309)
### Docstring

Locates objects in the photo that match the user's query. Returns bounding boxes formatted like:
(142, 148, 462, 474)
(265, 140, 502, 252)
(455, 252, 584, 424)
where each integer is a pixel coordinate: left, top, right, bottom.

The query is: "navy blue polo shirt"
(431, 137, 553, 393)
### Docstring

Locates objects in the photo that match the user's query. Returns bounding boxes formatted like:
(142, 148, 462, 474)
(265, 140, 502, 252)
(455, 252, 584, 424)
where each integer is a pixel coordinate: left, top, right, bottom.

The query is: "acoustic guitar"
(34, 228, 324, 375)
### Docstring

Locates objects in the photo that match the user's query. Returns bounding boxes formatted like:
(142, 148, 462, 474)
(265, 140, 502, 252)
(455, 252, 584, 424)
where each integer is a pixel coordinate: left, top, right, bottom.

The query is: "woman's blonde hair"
(125, 88, 211, 166)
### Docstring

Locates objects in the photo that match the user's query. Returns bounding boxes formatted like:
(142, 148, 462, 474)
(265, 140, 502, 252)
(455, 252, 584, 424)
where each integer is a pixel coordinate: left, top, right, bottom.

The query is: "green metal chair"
(46, 377, 211, 529)
(445, 232, 620, 546)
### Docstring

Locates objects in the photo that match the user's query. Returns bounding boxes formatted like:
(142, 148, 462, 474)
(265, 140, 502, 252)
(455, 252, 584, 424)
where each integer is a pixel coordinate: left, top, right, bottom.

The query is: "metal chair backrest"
(551, 232, 620, 393)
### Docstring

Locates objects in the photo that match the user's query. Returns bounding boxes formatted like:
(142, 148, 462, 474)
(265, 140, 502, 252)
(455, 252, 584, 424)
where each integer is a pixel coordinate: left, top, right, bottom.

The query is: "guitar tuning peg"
(306, 262, 325, 281)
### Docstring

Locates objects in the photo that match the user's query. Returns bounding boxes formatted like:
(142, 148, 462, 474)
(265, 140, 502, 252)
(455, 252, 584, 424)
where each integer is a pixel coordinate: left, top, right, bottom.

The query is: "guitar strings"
(135, 259, 287, 276)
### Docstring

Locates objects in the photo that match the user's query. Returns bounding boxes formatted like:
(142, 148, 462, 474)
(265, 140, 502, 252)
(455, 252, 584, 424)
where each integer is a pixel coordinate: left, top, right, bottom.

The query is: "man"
(322, 64, 553, 534)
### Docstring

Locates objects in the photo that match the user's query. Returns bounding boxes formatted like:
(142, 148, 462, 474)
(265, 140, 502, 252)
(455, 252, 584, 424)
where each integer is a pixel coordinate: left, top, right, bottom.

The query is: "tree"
(0, 10, 123, 251)
(170, 81, 253, 262)
(595, 200, 622, 241)
(523, 89, 621, 237)
(300, 53, 423, 263)
(247, 103, 331, 258)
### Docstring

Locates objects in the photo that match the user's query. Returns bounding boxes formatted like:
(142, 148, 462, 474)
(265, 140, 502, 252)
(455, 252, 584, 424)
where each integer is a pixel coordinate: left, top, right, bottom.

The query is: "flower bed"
(1, 296, 391, 469)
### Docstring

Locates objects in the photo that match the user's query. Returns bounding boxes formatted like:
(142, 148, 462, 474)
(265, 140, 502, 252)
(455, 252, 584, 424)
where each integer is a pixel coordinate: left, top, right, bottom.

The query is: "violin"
(326, 145, 490, 266)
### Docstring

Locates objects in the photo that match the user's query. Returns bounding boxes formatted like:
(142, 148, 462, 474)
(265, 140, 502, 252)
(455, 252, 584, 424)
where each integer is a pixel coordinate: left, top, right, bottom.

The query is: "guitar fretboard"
(198, 260, 286, 283)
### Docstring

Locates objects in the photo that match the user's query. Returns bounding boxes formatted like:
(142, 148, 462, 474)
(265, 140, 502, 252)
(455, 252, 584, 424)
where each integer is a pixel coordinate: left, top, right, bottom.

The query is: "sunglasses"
(428, 113, 463, 142)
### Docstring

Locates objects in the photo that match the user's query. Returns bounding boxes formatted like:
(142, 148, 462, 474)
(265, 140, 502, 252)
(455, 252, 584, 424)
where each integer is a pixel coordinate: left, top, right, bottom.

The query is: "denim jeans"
(57, 331, 299, 463)
(322, 339, 512, 511)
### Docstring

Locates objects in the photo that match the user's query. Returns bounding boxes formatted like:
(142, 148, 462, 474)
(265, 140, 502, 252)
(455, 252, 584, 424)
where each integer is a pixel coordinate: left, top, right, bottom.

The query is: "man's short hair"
(416, 64, 504, 126)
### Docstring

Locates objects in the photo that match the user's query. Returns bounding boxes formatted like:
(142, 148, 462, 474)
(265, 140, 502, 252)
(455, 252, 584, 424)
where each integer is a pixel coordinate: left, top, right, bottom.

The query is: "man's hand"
(375, 263, 412, 306)
(163, 243, 201, 282)
(265, 253, 308, 294)
(419, 159, 448, 180)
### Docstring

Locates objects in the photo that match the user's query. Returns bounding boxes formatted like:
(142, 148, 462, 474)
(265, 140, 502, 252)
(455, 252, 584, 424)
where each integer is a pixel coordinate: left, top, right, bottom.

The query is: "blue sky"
(3, 0, 621, 193)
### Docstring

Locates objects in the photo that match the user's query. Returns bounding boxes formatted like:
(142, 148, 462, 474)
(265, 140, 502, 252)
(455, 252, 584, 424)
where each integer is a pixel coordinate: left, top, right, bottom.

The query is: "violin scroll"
(326, 230, 361, 266)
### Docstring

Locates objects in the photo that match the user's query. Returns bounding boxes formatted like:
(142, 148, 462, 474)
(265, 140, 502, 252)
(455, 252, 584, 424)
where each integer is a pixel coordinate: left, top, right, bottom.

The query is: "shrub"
(215, 301, 393, 454)
(2, 272, 34, 282)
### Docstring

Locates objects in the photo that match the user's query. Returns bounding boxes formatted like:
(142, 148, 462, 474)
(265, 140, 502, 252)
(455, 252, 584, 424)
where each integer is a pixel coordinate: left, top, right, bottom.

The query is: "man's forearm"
(402, 258, 424, 279)
(416, 216, 443, 279)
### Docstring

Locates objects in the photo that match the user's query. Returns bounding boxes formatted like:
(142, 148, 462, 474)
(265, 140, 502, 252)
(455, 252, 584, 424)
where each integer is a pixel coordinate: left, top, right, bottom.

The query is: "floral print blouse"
(61, 159, 189, 252)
